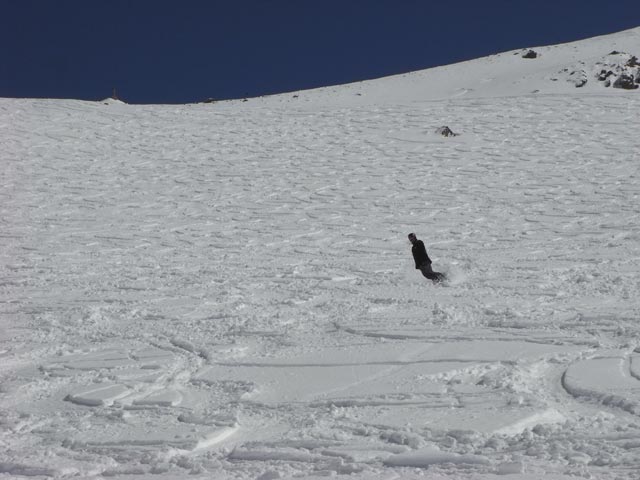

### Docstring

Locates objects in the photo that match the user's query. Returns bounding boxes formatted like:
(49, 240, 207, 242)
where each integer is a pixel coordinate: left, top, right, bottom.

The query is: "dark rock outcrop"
(593, 52, 640, 89)
(568, 70, 588, 88)
(613, 74, 639, 90)
(598, 70, 615, 81)
(436, 126, 459, 137)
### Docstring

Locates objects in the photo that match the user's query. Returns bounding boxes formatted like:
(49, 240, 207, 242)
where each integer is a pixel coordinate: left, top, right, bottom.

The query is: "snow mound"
(384, 446, 490, 467)
(562, 354, 640, 415)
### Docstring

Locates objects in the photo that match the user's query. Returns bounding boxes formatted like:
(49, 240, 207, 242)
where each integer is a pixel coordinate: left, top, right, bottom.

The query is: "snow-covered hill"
(1, 27, 639, 480)
(245, 25, 640, 106)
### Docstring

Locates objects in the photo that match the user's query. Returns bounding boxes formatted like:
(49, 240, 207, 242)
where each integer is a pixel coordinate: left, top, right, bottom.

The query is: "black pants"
(419, 263, 445, 283)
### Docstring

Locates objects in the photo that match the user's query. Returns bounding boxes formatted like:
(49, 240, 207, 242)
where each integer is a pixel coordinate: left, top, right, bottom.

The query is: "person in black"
(408, 233, 445, 283)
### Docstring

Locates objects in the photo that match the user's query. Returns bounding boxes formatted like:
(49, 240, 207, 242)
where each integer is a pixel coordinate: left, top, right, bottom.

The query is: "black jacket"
(412, 240, 432, 268)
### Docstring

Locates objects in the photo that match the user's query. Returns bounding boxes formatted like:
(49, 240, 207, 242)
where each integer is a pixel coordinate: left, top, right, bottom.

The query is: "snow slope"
(1, 27, 640, 480)
(249, 25, 640, 106)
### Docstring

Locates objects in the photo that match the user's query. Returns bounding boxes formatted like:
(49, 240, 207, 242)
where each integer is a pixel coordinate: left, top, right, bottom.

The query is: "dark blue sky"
(2, 0, 638, 104)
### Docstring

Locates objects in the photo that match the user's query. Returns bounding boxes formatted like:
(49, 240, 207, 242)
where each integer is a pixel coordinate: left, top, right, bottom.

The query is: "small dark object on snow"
(568, 70, 587, 88)
(598, 70, 615, 82)
(613, 74, 639, 90)
(522, 49, 538, 59)
(627, 55, 639, 67)
(202, 98, 216, 104)
(436, 126, 458, 137)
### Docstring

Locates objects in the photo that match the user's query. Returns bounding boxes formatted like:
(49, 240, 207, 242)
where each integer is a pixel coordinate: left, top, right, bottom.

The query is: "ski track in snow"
(2, 41, 640, 479)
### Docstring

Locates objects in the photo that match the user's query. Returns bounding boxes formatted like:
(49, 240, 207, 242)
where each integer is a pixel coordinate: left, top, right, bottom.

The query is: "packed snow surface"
(1, 27, 640, 480)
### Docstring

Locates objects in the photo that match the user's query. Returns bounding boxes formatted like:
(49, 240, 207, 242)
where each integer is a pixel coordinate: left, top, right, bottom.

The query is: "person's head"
(408, 233, 417, 244)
